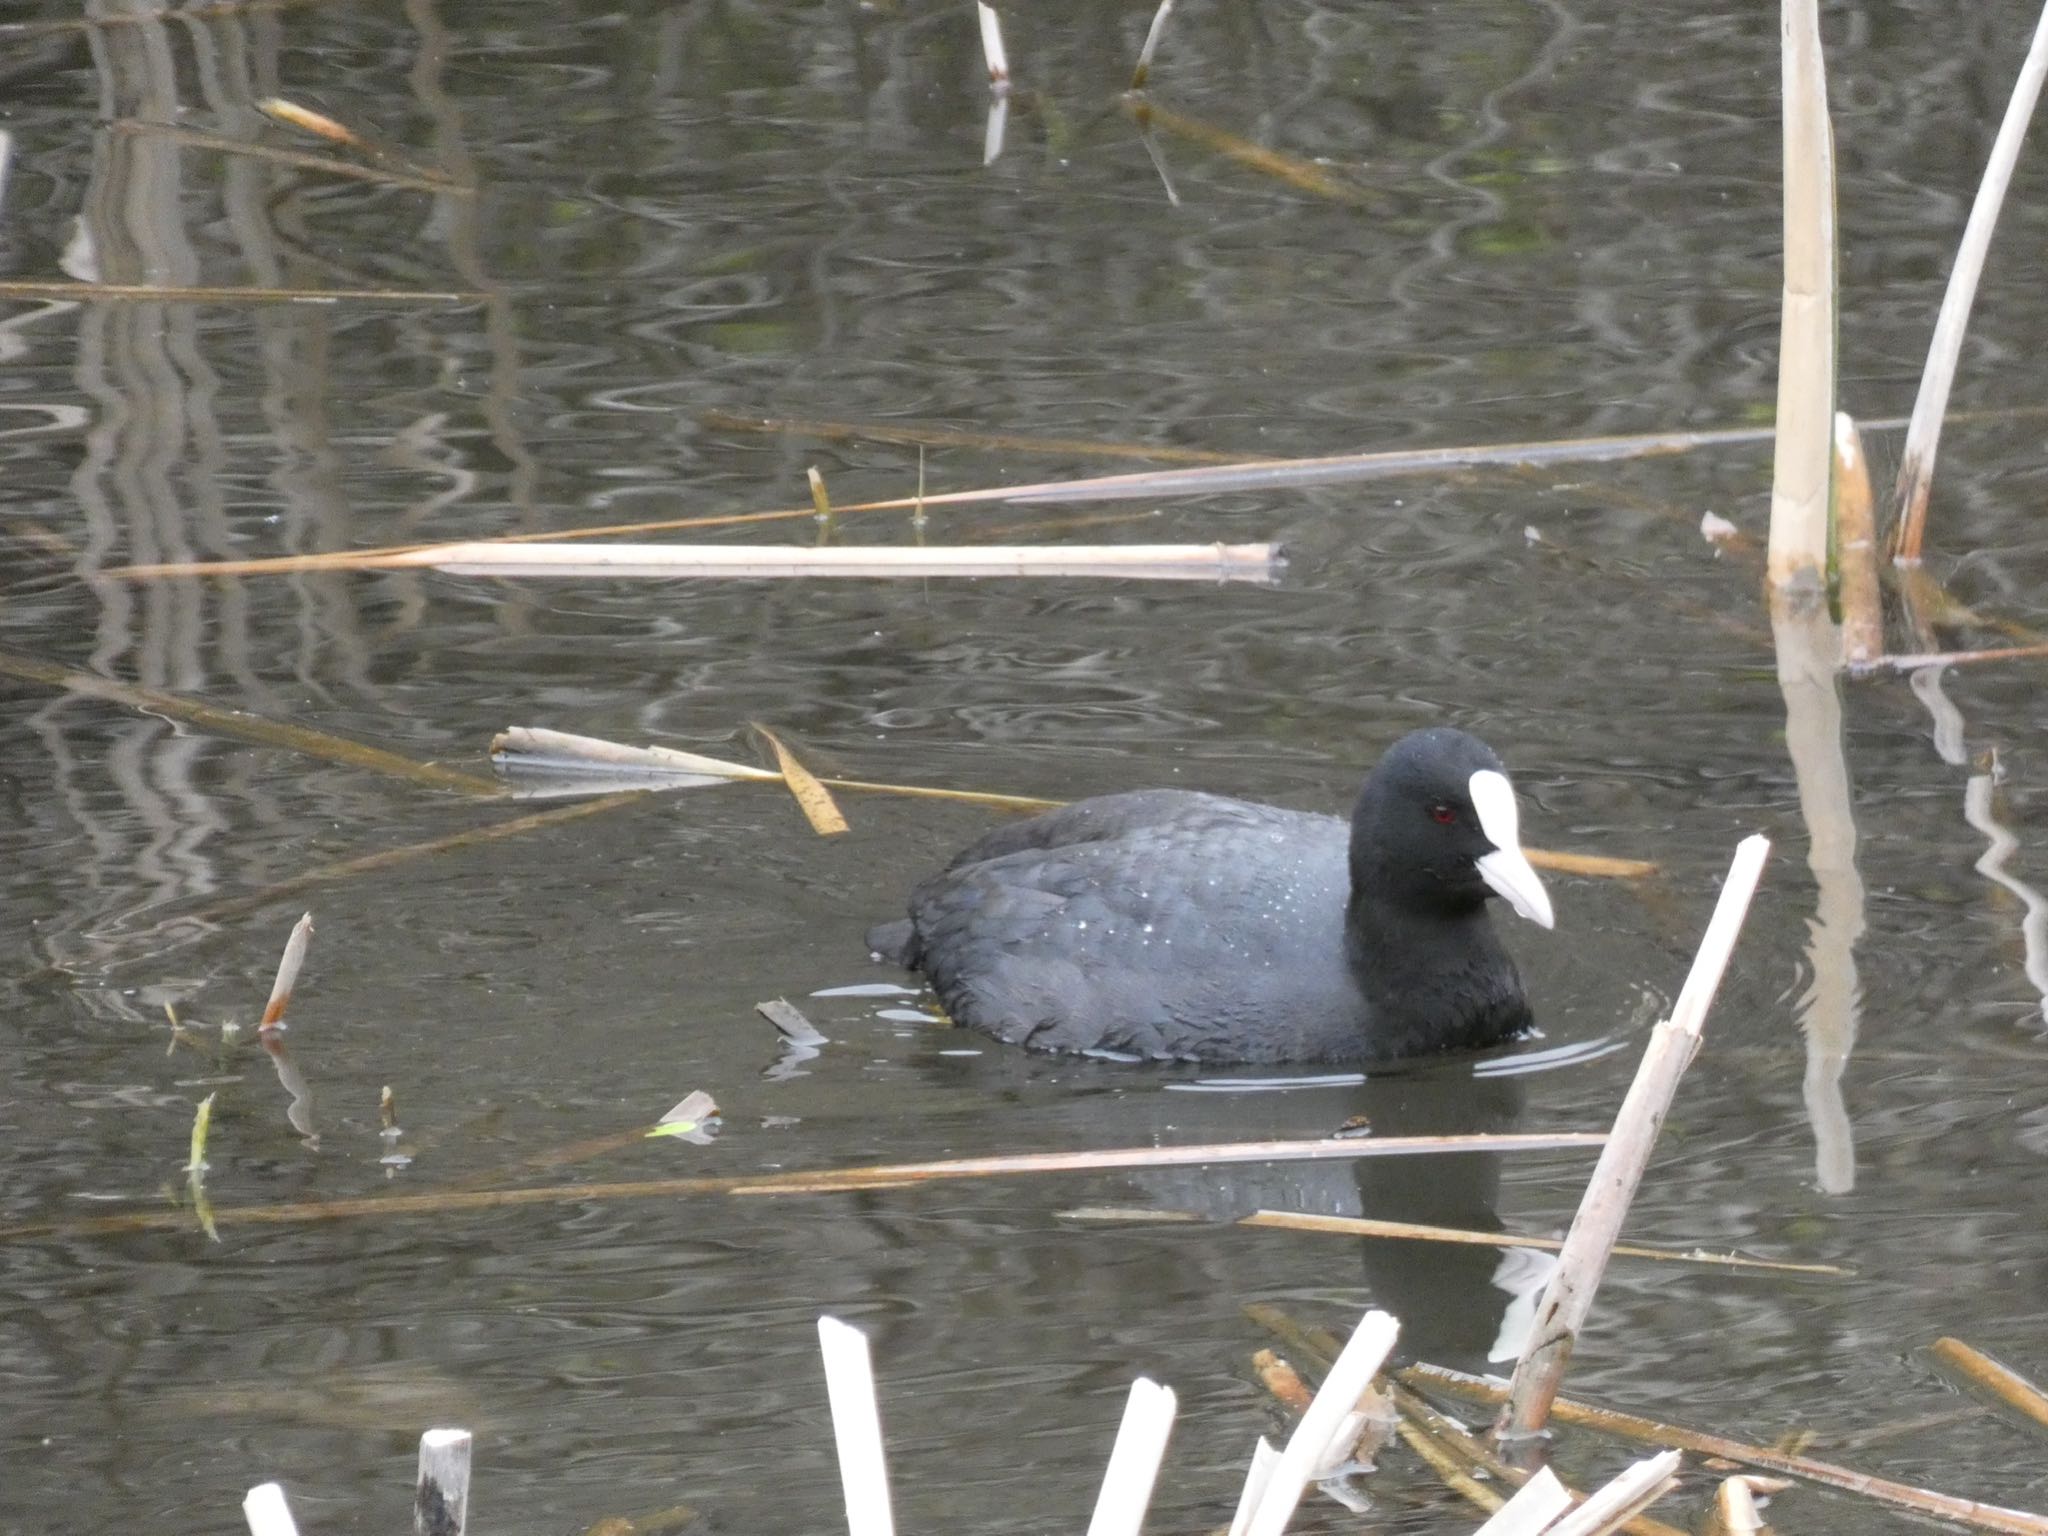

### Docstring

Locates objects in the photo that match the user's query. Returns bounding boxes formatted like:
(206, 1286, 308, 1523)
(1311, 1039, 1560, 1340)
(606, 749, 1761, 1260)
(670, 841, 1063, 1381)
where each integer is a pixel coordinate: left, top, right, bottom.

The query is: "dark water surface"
(5, 1, 2048, 1530)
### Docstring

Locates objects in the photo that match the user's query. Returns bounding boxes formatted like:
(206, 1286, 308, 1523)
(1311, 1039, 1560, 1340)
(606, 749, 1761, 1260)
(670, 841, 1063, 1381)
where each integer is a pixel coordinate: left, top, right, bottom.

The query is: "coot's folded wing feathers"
(939, 790, 1235, 871)
(908, 801, 1359, 1060)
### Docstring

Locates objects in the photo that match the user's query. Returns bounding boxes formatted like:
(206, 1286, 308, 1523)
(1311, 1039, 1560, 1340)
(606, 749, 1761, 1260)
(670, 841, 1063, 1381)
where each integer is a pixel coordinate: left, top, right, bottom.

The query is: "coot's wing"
(939, 790, 1232, 871)
(907, 802, 1363, 1061)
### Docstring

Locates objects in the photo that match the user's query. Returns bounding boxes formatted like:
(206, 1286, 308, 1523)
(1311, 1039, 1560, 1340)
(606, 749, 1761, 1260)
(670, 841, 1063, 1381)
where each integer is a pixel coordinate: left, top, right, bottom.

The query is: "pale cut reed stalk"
(817, 1319, 896, 1536)
(1085, 1378, 1177, 1536)
(1131, 0, 1175, 88)
(1242, 1311, 1400, 1536)
(1543, 1452, 1682, 1536)
(1470, 1467, 1571, 1536)
(1767, 0, 1838, 591)
(243, 1483, 300, 1536)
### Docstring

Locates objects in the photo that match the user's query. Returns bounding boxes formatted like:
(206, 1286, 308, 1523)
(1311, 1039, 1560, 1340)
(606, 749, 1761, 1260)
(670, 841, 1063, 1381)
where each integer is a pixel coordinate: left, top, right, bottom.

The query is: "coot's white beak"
(1468, 769, 1555, 930)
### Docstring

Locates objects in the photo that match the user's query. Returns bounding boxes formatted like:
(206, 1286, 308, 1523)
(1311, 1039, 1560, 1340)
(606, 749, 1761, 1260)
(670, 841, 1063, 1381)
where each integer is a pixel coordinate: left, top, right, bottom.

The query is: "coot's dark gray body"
(867, 728, 1553, 1064)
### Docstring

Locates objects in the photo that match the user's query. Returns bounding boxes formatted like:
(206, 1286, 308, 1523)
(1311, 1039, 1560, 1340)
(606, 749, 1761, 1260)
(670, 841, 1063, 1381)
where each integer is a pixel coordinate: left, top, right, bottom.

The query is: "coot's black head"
(1348, 727, 1554, 929)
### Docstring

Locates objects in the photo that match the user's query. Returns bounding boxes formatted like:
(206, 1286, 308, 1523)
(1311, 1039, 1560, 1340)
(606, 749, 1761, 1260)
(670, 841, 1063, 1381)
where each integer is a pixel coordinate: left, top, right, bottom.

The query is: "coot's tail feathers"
(866, 918, 919, 967)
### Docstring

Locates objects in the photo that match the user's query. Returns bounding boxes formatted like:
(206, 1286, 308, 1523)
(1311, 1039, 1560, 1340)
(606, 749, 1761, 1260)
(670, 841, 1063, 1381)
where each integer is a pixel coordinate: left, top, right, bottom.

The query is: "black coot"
(865, 727, 1554, 1063)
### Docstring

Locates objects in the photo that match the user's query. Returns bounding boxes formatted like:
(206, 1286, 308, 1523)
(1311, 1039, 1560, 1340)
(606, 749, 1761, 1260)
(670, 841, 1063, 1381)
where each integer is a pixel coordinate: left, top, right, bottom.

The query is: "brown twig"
(751, 725, 850, 836)
(1408, 1363, 2048, 1536)
(0, 1132, 1607, 1242)
(1928, 1337, 2048, 1439)
(1237, 1209, 1848, 1276)
(0, 648, 500, 796)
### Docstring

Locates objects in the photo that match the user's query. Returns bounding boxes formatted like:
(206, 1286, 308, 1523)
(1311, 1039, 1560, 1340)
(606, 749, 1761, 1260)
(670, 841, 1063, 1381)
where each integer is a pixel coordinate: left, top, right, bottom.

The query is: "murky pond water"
(6, 1, 2048, 1531)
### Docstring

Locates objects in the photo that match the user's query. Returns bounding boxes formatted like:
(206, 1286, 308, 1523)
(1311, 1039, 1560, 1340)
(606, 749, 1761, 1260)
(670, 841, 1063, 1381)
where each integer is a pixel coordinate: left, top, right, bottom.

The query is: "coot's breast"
(905, 795, 1369, 1062)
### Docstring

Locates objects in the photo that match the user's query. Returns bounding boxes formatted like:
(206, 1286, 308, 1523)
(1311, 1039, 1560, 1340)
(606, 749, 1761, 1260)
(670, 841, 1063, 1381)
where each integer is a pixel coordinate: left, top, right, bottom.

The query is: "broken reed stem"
(1241, 1304, 1685, 1536)
(1767, 0, 1838, 591)
(0, 1132, 1607, 1242)
(1250, 1350, 1314, 1414)
(1890, 0, 2048, 565)
(129, 540, 1284, 583)
(0, 648, 501, 796)
(414, 1428, 473, 1536)
(1407, 1363, 2048, 1536)
(750, 724, 850, 835)
(1928, 1337, 2048, 1438)
(1470, 1467, 1571, 1535)
(816, 1319, 897, 1536)
(699, 409, 1263, 466)
(1130, 0, 1175, 89)
(110, 119, 468, 195)
(105, 422, 1792, 581)
(1832, 412, 1883, 666)
(1496, 835, 1772, 1443)
(171, 794, 647, 928)
(259, 914, 315, 1028)
(1241, 1312, 1399, 1536)
(243, 1483, 301, 1536)
(1118, 97, 1368, 202)
(490, 727, 1653, 876)
(1236, 1209, 1849, 1276)
(1086, 1379, 1177, 1536)
(1389, 1381, 1687, 1536)
(1543, 1452, 1682, 1536)
(976, 1, 1009, 85)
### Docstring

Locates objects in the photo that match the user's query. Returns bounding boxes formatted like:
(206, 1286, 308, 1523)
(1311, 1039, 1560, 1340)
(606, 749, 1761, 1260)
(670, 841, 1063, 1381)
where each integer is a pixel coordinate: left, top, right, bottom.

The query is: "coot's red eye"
(1430, 803, 1456, 825)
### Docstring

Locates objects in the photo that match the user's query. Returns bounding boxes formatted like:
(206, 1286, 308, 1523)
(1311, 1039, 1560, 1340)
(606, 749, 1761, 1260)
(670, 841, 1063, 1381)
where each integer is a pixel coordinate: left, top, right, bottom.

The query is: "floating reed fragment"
(1928, 1337, 2048, 1439)
(490, 727, 1654, 877)
(1497, 835, 1772, 1442)
(0, 647, 501, 796)
(106, 420, 1792, 582)
(699, 409, 1261, 466)
(169, 794, 647, 928)
(1405, 1363, 2048, 1536)
(1250, 1349, 1314, 1415)
(111, 119, 467, 195)
(0, 280, 479, 304)
(1890, 2, 2048, 565)
(1119, 96, 1368, 203)
(491, 726, 1061, 812)
(256, 97, 368, 149)
(751, 724, 849, 835)
(1237, 1209, 1848, 1276)
(309, 540, 1286, 582)
(1241, 1304, 1686, 1536)
(0, 1132, 1606, 1241)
